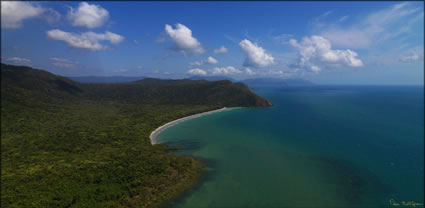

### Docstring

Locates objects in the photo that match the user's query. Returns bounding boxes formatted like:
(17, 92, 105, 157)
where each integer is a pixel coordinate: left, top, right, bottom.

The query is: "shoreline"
(150, 107, 238, 144)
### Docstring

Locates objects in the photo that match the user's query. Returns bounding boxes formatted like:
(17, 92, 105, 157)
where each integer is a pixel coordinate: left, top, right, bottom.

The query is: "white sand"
(150, 107, 238, 144)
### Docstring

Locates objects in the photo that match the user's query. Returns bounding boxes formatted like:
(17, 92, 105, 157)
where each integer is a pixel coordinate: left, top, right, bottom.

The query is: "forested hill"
(1, 64, 83, 104)
(68, 76, 145, 83)
(1, 63, 271, 107)
(83, 78, 272, 107)
(1, 63, 270, 208)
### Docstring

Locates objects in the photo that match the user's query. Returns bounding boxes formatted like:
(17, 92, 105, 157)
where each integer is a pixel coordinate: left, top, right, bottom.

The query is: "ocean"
(158, 85, 424, 208)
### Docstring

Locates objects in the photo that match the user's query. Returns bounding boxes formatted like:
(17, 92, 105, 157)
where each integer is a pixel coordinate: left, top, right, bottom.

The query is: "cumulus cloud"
(1, 1, 44, 29)
(187, 66, 255, 76)
(50, 57, 77, 68)
(207, 56, 218, 64)
(47, 29, 124, 50)
(211, 66, 242, 75)
(189, 56, 218, 67)
(1, 2, 61, 29)
(7, 57, 32, 64)
(165, 23, 204, 55)
(188, 68, 207, 76)
(239, 39, 274, 68)
(214, 46, 228, 54)
(289, 35, 363, 72)
(68, 2, 109, 28)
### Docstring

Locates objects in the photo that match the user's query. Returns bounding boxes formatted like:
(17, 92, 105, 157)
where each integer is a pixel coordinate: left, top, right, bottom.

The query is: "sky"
(1, 1, 424, 85)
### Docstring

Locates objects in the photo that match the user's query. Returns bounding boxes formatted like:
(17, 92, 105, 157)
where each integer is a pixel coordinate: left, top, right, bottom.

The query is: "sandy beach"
(150, 107, 237, 144)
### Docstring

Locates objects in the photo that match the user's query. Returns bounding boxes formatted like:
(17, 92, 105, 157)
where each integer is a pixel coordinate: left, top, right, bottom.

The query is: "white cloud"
(188, 68, 207, 76)
(399, 54, 420, 63)
(310, 65, 320, 72)
(318, 2, 423, 49)
(398, 47, 424, 63)
(245, 68, 256, 75)
(190, 56, 218, 67)
(187, 66, 257, 76)
(322, 11, 333, 17)
(211, 66, 242, 75)
(1, 1, 44, 29)
(189, 61, 203, 67)
(7, 57, 32, 65)
(239, 39, 274, 68)
(47, 29, 124, 51)
(338, 15, 349, 22)
(214, 46, 228, 54)
(289, 35, 363, 72)
(50, 57, 77, 68)
(165, 23, 204, 55)
(83, 31, 124, 44)
(68, 2, 109, 28)
(207, 56, 218, 64)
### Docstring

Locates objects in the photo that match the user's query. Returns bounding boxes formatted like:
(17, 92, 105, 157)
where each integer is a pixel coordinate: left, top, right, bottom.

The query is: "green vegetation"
(1, 64, 271, 207)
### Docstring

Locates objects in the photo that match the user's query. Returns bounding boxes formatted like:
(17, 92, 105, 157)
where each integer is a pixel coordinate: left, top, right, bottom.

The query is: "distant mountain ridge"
(68, 75, 235, 83)
(2, 63, 271, 107)
(68, 76, 145, 83)
(188, 75, 235, 82)
(241, 77, 314, 87)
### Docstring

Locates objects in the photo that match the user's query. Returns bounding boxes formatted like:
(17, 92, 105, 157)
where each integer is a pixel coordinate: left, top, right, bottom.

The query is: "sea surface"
(158, 85, 424, 208)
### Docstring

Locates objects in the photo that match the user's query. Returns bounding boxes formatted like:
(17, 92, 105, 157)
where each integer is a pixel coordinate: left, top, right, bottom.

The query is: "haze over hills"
(68, 75, 234, 84)
(67, 75, 313, 89)
(241, 78, 314, 87)
(187, 75, 235, 82)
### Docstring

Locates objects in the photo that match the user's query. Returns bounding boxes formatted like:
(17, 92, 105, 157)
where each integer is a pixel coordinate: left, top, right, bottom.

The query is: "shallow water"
(159, 85, 424, 208)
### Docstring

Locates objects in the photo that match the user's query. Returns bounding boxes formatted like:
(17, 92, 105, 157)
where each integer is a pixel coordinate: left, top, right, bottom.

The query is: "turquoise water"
(159, 86, 424, 208)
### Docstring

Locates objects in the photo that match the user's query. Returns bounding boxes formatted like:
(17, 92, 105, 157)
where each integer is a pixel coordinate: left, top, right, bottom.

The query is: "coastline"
(150, 107, 238, 144)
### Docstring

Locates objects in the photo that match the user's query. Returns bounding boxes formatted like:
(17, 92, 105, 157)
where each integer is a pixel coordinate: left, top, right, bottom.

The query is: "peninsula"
(1, 63, 271, 208)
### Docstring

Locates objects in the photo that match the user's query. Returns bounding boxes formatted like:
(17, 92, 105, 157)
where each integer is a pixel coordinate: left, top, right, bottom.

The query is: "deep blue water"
(159, 85, 424, 208)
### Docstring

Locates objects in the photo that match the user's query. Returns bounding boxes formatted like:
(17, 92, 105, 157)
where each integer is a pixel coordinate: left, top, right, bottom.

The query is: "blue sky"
(1, 1, 424, 85)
